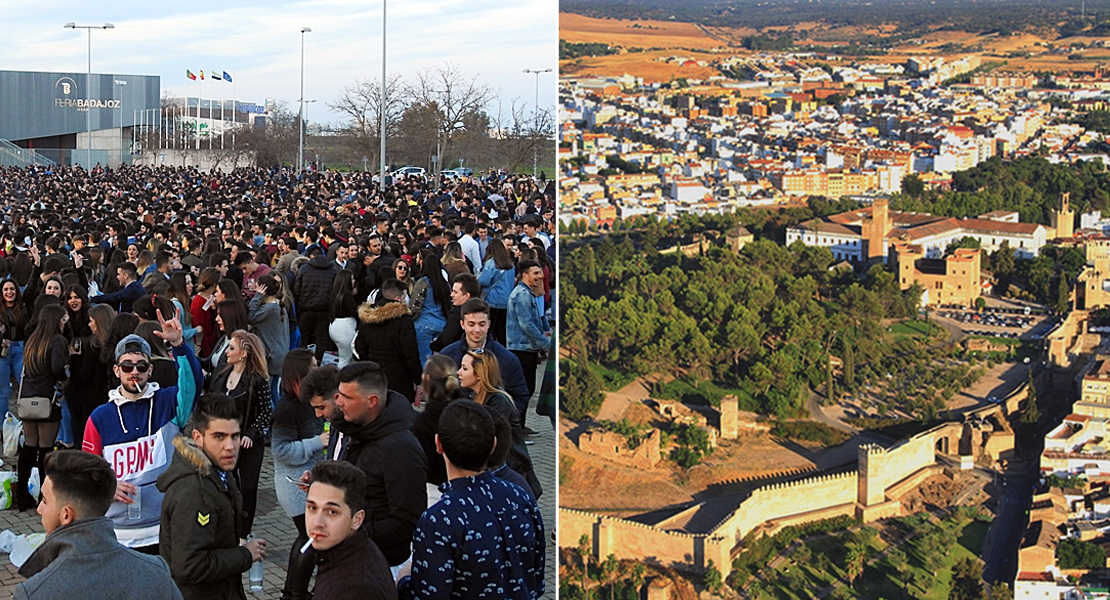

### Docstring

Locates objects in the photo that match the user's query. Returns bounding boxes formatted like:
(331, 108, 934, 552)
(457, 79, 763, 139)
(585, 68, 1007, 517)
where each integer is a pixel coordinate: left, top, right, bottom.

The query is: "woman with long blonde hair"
(204, 329, 272, 537)
(457, 349, 540, 497)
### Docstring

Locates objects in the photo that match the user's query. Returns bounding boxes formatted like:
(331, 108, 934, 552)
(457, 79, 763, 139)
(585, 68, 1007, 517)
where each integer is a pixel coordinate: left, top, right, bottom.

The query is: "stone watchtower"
(857, 444, 886, 506)
(720, 395, 738, 440)
(1051, 192, 1075, 240)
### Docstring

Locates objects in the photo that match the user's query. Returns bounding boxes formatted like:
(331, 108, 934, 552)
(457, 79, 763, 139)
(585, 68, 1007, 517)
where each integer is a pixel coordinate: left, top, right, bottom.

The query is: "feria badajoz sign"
(54, 77, 121, 110)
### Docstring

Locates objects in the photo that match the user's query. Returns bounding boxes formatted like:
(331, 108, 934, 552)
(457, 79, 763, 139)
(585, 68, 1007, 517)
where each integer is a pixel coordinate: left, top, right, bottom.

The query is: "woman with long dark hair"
(62, 285, 90, 341)
(190, 267, 221, 359)
(166, 271, 200, 351)
(61, 284, 92, 446)
(272, 349, 325, 600)
(204, 330, 272, 537)
(410, 251, 451, 367)
(0, 280, 29, 417)
(248, 273, 290, 393)
(478, 238, 515, 344)
(17, 304, 69, 509)
(69, 303, 114, 445)
(327, 270, 359, 368)
(209, 300, 249, 370)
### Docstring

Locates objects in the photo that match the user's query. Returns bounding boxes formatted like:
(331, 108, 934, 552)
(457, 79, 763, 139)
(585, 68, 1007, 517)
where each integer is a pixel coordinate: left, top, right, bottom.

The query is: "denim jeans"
(0, 341, 25, 417)
(57, 398, 73, 446)
(415, 325, 441, 369)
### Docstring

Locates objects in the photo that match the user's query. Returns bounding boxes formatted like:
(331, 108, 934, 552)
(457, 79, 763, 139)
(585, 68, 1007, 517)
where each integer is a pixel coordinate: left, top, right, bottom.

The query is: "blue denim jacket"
(478, 261, 514, 309)
(413, 276, 447, 332)
(506, 283, 549, 352)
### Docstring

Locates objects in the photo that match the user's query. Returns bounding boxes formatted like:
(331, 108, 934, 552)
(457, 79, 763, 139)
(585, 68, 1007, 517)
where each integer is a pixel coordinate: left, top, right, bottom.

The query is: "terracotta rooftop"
(793, 218, 861, 237)
(892, 212, 948, 227)
(1016, 572, 1055, 582)
(890, 217, 962, 242)
(959, 218, 1042, 236)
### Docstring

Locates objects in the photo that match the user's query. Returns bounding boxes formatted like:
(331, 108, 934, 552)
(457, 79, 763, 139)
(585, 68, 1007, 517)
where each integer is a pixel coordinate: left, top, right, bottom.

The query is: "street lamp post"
(65, 22, 114, 169)
(299, 26, 312, 173)
(303, 99, 317, 171)
(379, 0, 387, 191)
(522, 68, 552, 180)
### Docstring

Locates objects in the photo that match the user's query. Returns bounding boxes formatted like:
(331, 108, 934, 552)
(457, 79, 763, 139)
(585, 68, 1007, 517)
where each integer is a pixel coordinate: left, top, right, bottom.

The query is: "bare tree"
(486, 97, 555, 174)
(237, 102, 299, 167)
(408, 63, 496, 172)
(329, 74, 408, 170)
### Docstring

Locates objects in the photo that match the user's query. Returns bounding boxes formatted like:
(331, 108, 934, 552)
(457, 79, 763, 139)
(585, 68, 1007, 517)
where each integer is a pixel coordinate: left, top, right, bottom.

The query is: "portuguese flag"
(186, 70, 197, 80)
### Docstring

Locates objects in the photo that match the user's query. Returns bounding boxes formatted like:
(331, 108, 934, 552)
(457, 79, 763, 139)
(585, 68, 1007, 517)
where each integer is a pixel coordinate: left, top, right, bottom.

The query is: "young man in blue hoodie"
(82, 310, 202, 555)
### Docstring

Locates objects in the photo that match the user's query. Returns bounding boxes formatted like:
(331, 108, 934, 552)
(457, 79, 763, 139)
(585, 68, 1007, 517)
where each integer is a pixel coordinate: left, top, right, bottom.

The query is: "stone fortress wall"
(561, 425, 955, 578)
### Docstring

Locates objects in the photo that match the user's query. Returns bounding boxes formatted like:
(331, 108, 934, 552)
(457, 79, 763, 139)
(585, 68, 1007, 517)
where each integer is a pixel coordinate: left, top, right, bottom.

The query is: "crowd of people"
(0, 163, 556, 600)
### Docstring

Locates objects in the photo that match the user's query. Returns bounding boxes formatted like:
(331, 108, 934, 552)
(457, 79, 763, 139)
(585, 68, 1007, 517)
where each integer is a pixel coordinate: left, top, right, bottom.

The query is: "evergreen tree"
(843, 342, 856, 388)
(579, 534, 593, 599)
(949, 557, 988, 600)
(1056, 276, 1071, 314)
(562, 355, 606, 420)
(1021, 369, 1040, 425)
(704, 560, 723, 595)
(845, 542, 867, 588)
(991, 582, 1014, 600)
(826, 355, 836, 403)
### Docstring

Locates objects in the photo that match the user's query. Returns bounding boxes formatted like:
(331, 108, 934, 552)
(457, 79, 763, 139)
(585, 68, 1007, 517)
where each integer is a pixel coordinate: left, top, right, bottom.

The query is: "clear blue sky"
(2, 0, 557, 126)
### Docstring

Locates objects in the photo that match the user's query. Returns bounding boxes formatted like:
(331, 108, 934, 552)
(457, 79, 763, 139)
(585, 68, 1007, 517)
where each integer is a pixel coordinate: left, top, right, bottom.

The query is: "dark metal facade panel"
(0, 70, 160, 140)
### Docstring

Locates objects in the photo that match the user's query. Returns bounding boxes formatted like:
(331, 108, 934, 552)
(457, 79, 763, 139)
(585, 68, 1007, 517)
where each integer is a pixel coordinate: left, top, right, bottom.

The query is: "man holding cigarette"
(304, 461, 395, 600)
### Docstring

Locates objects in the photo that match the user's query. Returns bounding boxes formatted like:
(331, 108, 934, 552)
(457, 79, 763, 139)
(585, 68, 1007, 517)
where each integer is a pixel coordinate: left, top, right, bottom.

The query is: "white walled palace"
(786, 199, 1047, 264)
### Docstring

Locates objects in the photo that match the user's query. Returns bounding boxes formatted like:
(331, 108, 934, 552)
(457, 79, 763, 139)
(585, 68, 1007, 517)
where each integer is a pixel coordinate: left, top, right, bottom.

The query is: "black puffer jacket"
(353, 301, 422, 404)
(328, 391, 425, 566)
(293, 255, 338, 312)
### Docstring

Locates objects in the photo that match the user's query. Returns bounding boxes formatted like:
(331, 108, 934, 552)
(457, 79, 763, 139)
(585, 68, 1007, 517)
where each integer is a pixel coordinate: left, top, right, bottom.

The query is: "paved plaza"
(0, 381, 557, 599)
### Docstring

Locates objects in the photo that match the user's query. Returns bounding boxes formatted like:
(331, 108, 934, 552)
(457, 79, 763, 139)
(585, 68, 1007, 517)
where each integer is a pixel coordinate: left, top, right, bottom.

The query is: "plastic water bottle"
(127, 488, 142, 520)
(247, 534, 263, 591)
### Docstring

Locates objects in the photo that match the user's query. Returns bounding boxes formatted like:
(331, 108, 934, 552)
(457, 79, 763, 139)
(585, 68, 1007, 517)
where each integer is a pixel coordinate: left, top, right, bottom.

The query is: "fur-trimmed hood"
(172, 434, 213, 474)
(357, 300, 410, 324)
(157, 435, 215, 495)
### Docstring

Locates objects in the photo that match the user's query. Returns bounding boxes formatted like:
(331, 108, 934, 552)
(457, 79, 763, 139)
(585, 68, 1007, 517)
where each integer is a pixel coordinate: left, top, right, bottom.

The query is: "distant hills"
(562, 0, 1110, 40)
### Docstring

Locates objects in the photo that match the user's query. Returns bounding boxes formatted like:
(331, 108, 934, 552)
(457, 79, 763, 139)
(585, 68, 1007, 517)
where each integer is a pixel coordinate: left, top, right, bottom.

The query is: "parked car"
(392, 166, 426, 179)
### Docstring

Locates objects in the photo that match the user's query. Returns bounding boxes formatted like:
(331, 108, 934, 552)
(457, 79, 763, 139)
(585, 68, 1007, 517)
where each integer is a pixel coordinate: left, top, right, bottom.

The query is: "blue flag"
(223, 71, 232, 83)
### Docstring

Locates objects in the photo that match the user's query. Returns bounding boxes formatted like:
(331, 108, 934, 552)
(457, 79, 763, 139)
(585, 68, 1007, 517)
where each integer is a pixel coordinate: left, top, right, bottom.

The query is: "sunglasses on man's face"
(117, 361, 151, 374)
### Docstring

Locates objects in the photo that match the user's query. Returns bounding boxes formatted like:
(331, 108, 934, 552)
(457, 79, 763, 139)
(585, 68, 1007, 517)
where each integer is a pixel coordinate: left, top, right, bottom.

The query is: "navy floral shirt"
(399, 471, 545, 599)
